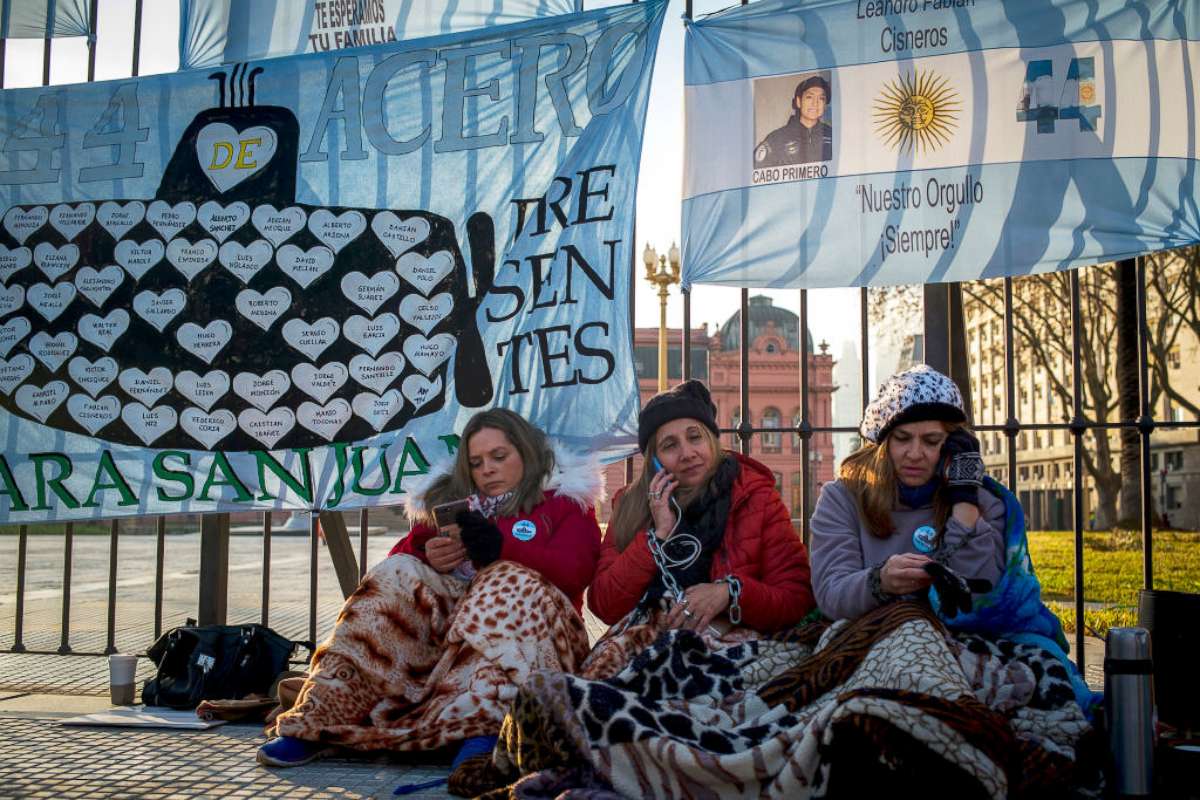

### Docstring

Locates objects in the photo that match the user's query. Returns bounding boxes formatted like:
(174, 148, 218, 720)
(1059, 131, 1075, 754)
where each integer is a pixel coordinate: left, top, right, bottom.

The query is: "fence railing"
(4, 0, 1195, 685)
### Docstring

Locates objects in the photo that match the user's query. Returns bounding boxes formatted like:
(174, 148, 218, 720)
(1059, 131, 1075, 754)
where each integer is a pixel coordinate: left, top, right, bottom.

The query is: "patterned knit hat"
(860, 364, 965, 443)
(638, 380, 721, 452)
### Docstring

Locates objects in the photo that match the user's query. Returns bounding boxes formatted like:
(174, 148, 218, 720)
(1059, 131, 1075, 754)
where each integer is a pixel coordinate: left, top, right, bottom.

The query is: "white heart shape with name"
(0, 284, 24, 317)
(402, 373, 443, 410)
(276, 244, 334, 289)
(49, 203, 95, 241)
(4, 207, 47, 244)
(67, 355, 117, 397)
(238, 407, 295, 449)
(233, 370, 290, 412)
(118, 366, 173, 407)
(297, 399, 351, 442)
(352, 389, 404, 432)
(97, 201, 146, 241)
(0, 317, 31, 358)
(27, 282, 76, 323)
(78, 309, 130, 352)
(0, 354, 34, 395)
(115, 238, 165, 281)
(196, 123, 278, 193)
(145, 200, 196, 241)
(395, 250, 455, 297)
(0, 245, 31, 284)
(174, 369, 230, 412)
(16, 380, 68, 422)
(33, 242, 80, 282)
(402, 333, 456, 376)
(181, 407, 237, 449)
(177, 320, 233, 364)
(291, 362, 348, 404)
(198, 200, 250, 243)
(348, 352, 405, 394)
(251, 205, 306, 247)
(236, 286, 291, 331)
(340, 271, 399, 316)
(398, 292, 453, 336)
(219, 239, 273, 284)
(28, 331, 77, 372)
(308, 209, 365, 254)
(75, 265, 125, 307)
(371, 212, 429, 258)
(121, 402, 177, 445)
(282, 317, 339, 361)
(344, 313, 399, 357)
(133, 289, 187, 333)
(67, 393, 120, 435)
(166, 237, 218, 281)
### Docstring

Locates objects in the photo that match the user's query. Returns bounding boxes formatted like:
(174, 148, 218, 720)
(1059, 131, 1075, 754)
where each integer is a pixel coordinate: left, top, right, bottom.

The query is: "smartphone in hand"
(651, 455, 665, 475)
(432, 498, 471, 535)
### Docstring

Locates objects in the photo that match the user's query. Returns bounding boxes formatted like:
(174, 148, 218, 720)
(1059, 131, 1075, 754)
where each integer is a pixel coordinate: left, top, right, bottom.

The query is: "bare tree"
(1145, 247, 1200, 420)
(964, 270, 1125, 528)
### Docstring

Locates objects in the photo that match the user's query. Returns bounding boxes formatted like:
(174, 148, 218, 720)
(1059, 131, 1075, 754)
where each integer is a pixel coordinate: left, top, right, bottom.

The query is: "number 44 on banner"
(1016, 56, 1100, 135)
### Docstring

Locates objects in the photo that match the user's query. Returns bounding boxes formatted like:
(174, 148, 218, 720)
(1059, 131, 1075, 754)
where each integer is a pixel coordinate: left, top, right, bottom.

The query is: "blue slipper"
(256, 735, 333, 767)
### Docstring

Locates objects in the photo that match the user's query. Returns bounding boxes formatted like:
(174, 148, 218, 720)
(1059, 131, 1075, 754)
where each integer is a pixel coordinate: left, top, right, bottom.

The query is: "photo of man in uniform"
(754, 75, 833, 168)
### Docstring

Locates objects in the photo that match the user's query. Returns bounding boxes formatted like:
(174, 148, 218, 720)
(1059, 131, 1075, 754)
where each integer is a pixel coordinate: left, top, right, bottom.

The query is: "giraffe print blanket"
(271, 555, 590, 753)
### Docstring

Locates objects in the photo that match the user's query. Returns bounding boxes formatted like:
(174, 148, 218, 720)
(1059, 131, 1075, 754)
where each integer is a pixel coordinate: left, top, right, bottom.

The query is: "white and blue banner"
(682, 0, 1200, 289)
(180, 0, 580, 69)
(0, 0, 663, 522)
(1, 0, 91, 39)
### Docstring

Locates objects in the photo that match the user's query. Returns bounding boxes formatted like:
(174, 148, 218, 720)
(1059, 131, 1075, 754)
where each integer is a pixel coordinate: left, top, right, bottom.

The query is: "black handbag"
(141, 619, 311, 709)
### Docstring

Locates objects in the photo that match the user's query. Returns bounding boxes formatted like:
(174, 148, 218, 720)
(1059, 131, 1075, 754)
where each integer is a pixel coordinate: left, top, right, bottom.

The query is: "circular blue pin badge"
(512, 519, 537, 542)
(912, 525, 938, 554)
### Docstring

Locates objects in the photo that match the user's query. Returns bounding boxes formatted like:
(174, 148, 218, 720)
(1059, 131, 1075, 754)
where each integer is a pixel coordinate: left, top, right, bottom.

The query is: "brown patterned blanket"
(271, 555, 590, 752)
(466, 602, 1103, 799)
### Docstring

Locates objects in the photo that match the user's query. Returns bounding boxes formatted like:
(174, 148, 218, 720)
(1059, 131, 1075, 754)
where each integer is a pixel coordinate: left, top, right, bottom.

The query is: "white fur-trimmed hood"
(402, 440, 606, 517)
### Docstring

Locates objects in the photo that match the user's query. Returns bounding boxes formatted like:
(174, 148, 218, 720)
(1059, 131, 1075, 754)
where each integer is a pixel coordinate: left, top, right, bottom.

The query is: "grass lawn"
(1028, 530, 1200, 636)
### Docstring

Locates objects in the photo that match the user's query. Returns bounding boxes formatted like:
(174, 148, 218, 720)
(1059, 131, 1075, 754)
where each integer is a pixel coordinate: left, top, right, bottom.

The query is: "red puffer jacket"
(588, 453, 815, 632)
(389, 490, 602, 613)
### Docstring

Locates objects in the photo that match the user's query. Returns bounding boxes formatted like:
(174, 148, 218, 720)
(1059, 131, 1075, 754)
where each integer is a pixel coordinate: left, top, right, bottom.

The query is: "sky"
(0, 0, 921, 394)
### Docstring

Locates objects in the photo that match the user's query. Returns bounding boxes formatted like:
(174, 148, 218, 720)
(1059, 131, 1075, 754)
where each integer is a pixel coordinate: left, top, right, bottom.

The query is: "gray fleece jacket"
(809, 480, 1006, 620)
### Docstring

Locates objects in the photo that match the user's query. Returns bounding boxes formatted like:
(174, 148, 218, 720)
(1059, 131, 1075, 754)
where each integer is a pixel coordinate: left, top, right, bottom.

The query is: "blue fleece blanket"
(930, 477, 1103, 714)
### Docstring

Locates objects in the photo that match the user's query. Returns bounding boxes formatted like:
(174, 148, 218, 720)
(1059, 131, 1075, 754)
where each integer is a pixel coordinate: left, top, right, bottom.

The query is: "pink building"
(602, 295, 837, 524)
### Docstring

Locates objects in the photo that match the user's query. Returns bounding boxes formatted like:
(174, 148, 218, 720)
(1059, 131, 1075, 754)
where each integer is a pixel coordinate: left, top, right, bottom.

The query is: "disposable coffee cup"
(109, 654, 138, 706)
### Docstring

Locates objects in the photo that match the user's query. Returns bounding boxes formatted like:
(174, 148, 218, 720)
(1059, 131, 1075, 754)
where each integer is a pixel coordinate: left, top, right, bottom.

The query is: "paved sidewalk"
(0, 695, 453, 800)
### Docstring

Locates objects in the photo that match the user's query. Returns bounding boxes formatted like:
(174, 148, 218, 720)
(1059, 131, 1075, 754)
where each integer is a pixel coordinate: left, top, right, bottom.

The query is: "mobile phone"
(432, 499, 471, 532)
(651, 455, 665, 474)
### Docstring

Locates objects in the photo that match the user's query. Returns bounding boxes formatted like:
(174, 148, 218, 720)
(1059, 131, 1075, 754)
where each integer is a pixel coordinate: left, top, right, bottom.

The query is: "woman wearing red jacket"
(584, 380, 815, 678)
(262, 409, 603, 767)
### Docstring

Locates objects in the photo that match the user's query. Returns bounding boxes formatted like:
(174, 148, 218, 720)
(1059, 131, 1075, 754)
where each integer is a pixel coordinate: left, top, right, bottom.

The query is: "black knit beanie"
(638, 380, 721, 452)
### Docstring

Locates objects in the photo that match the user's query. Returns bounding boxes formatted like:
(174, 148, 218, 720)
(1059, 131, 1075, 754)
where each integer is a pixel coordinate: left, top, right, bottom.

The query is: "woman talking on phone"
(260, 408, 603, 767)
(584, 380, 815, 677)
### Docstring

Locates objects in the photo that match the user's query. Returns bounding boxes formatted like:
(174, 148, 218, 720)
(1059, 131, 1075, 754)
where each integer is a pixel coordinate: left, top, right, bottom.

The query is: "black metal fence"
(5, 0, 1198, 684)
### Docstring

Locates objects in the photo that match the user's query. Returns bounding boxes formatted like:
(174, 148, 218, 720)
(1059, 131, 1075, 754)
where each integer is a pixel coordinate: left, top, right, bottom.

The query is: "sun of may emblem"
(873, 69, 961, 153)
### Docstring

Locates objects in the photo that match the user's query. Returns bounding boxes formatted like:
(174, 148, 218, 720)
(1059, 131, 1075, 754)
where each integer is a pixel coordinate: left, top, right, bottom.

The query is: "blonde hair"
(608, 424, 724, 551)
(839, 422, 962, 537)
(417, 409, 555, 523)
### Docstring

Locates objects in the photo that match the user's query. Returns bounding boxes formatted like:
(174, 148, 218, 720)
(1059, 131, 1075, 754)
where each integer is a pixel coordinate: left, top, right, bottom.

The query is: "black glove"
(941, 428, 984, 507)
(923, 561, 993, 617)
(456, 510, 503, 569)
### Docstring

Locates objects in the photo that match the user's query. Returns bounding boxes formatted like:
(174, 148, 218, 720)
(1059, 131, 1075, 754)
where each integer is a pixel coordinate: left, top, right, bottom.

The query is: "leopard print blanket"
(271, 555, 590, 752)
(474, 602, 1102, 799)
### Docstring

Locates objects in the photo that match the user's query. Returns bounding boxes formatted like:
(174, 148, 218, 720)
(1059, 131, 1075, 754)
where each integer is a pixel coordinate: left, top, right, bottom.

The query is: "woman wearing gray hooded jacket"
(809, 365, 1005, 620)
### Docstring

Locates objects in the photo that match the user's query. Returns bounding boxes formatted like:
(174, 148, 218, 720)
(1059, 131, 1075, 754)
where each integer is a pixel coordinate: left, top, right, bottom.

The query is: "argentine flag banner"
(0, 0, 663, 522)
(180, 0, 580, 69)
(0, 0, 92, 39)
(682, 0, 1200, 289)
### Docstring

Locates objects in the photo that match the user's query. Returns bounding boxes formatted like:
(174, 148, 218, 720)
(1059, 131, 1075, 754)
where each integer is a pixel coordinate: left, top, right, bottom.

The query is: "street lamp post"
(643, 242, 681, 392)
